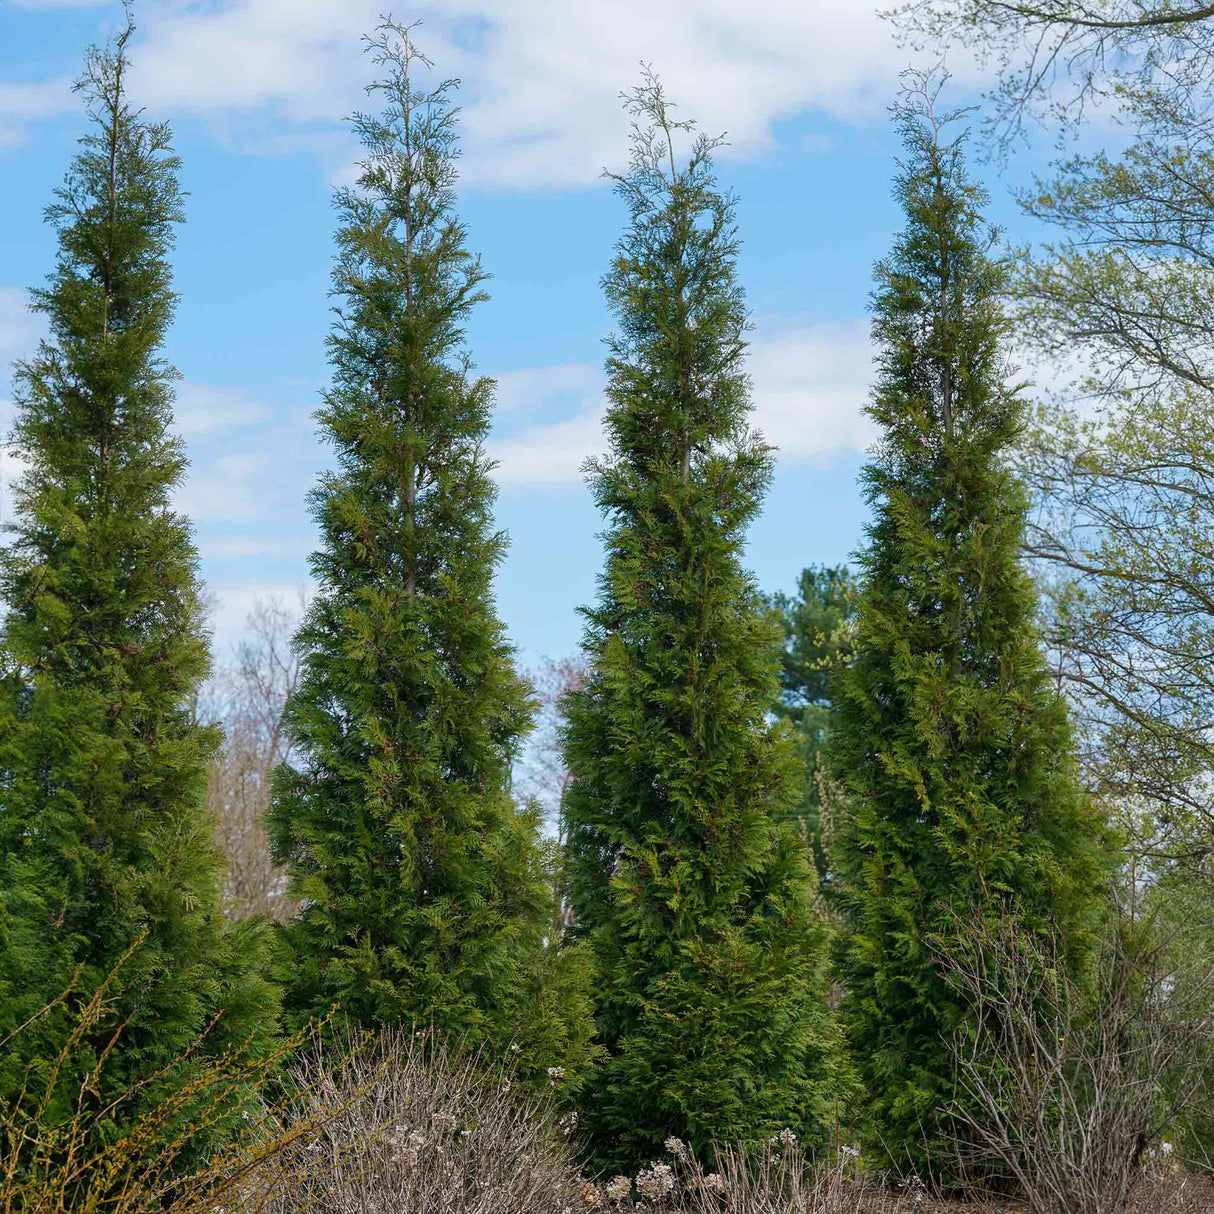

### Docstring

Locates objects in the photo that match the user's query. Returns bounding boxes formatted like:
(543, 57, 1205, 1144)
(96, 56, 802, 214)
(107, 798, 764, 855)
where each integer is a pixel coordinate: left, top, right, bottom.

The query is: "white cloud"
(3, 0, 985, 190)
(490, 408, 607, 489)
(486, 318, 879, 489)
(493, 362, 600, 414)
(0, 76, 76, 147)
(749, 318, 878, 462)
(174, 381, 270, 436)
(0, 287, 43, 370)
(206, 579, 314, 656)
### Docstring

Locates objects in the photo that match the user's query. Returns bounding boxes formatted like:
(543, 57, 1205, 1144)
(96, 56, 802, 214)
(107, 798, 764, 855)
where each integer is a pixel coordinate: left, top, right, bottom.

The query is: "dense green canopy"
(267, 25, 595, 1087)
(829, 78, 1111, 1176)
(0, 23, 279, 1142)
(561, 73, 852, 1172)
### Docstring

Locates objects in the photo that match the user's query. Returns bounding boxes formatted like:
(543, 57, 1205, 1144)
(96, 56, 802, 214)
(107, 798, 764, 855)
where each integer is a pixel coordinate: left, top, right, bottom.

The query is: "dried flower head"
(635, 1161, 675, 1200)
(577, 1178, 602, 1207)
(663, 1135, 687, 1157)
(605, 1174, 632, 1203)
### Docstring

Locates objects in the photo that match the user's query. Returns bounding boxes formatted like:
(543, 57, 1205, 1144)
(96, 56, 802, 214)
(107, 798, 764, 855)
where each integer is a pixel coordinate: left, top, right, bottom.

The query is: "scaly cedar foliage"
(561, 72, 852, 1173)
(828, 78, 1111, 1178)
(267, 25, 595, 1086)
(0, 22, 279, 1144)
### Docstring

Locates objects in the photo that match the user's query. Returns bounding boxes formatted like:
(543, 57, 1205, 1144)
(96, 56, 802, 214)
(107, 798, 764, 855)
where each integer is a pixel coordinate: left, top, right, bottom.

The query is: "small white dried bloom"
(432, 1111, 457, 1132)
(604, 1174, 632, 1203)
(407, 1129, 426, 1151)
(635, 1162, 675, 1200)
(558, 1110, 579, 1135)
(547, 1065, 566, 1083)
(663, 1135, 687, 1157)
(510, 1042, 522, 1054)
(840, 1144, 860, 1159)
(702, 1172, 726, 1196)
(577, 1179, 601, 1208)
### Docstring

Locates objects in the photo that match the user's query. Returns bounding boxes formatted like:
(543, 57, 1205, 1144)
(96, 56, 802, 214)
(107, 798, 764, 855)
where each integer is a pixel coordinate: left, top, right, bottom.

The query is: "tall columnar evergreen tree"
(828, 78, 1110, 1176)
(561, 75, 851, 1172)
(267, 26, 591, 1082)
(0, 23, 279, 1133)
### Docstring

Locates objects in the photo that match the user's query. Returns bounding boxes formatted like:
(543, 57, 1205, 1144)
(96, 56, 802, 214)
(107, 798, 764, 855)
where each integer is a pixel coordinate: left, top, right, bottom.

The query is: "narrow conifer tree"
(267, 25, 589, 1079)
(561, 74, 851, 1172)
(829, 77, 1110, 1175)
(0, 22, 279, 1131)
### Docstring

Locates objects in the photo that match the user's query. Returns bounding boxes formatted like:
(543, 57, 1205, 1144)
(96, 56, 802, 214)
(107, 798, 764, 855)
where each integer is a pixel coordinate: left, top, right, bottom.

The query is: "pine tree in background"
(765, 564, 855, 883)
(828, 76, 1110, 1176)
(0, 21, 279, 1136)
(561, 74, 851, 1172)
(267, 25, 594, 1084)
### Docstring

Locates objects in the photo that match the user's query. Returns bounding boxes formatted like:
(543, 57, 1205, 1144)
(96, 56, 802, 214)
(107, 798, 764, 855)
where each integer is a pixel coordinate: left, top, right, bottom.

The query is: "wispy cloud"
(0, 287, 43, 374)
(485, 318, 880, 489)
(750, 318, 878, 462)
(3, 0, 986, 189)
(0, 76, 75, 146)
(490, 408, 606, 489)
(174, 381, 271, 436)
(493, 362, 600, 414)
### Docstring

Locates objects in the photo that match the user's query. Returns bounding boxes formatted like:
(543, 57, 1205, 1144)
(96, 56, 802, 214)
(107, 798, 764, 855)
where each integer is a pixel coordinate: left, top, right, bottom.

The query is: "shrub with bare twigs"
(260, 1026, 585, 1214)
(933, 909, 1214, 1214)
(0, 946, 361, 1214)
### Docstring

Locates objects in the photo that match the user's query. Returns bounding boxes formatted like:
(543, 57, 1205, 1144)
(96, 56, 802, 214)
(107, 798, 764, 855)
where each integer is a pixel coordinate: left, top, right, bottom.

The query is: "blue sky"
(0, 0, 1055, 673)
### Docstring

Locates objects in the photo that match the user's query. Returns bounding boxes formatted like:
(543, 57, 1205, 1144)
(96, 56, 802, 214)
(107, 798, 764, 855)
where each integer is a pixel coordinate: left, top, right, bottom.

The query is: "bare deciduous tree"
(204, 594, 306, 922)
(512, 655, 587, 933)
(514, 655, 587, 841)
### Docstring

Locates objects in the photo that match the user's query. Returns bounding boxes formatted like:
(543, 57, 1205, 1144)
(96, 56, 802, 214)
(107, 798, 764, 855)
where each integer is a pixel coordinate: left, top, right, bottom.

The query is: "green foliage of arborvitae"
(560, 73, 853, 1173)
(828, 78, 1111, 1177)
(765, 565, 855, 882)
(0, 24, 279, 1141)
(266, 25, 591, 1079)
